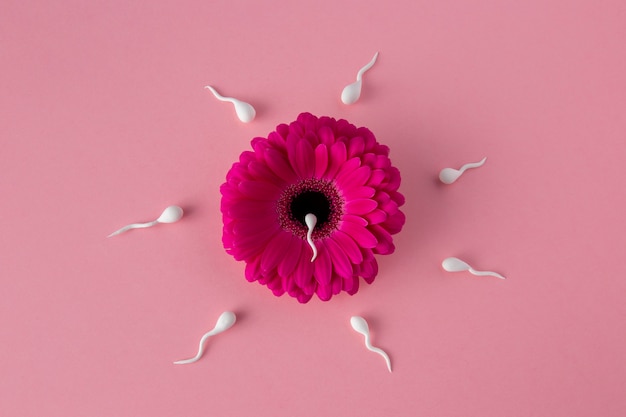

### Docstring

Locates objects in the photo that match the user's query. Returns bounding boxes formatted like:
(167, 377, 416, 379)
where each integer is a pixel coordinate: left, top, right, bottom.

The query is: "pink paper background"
(2, 0, 625, 416)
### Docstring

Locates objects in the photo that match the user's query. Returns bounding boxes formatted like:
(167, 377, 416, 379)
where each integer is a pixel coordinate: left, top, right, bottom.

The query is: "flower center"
(290, 191, 331, 227)
(277, 178, 344, 240)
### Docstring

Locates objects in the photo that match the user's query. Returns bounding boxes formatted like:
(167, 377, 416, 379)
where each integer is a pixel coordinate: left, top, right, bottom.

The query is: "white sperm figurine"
(341, 52, 379, 105)
(442, 257, 506, 280)
(174, 311, 237, 365)
(305, 213, 318, 262)
(439, 157, 487, 184)
(204, 85, 256, 123)
(350, 316, 392, 372)
(107, 205, 183, 237)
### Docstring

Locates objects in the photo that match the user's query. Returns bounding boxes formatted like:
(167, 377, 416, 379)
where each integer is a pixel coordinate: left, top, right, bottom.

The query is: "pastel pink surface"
(1, 0, 625, 416)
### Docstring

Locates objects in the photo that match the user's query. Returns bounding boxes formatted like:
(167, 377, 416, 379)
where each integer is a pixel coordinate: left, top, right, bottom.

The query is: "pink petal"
(228, 201, 274, 218)
(304, 131, 319, 147)
(360, 252, 378, 283)
(238, 180, 282, 200)
(367, 169, 386, 187)
(244, 257, 262, 282)
(361, 153, 377, 168)
(381, 198, 399, 216)
(357, 127, 376, 151)
(289, 120, 305, 137)
(225, 178, 245, 195)
(383, 210, 406, 234)
(297, 113, 317, 132)
(390, 190, 406, 206)
(276, 123, 290, 139)
(285, 132, 300, 172)
(317, 116, 334, 128)
(374, 155, 391, 169)
(277, 237, 303, 277)
(261, 231, 293, 273)
(376, 144, 390, 156)
(331, 231, 364, 264)
(248, 161, 285, 186)
(389, 167, 402, 190)
(342, 214, 368, 227)
(342, 186, 375, 200)
(303, 279, 317, 296)
(336, 165, 371, 189)
(287, 285, 299, 298)
(294, 139, 315, 178)
(229, 237, 269, 261)
(265, 148, 297, 182)
(313, 240, 332, 286)
(334, 157, 361, 182)
(238, 150, 256, 165)
(251, 137, 271, 155)
(232, 218, 280, 236)
(345, 198, 377, 215)
(383, 166, 401, 190)
(268, 275, 285, 296)
(331, 274, 343, 295)
(257, 270, 270, 284)
(220, 185, 244, 202)
(293, 249, 315, 289)
(271, 287, 286, 297)
(316, 284, 332, 301)
(324, 141, 347, 179)
(364, 209, 387, 224)
(281, 272, 297, 294)
(297, 292, 313, 303)
(222, 231, 234, 251)
(370, 224, 395, 255)
(347, 136, 365, 158)
(374, 191, 391, 205)
(341, 221, 377, 248)
(336, 119, 357, 137)
(325, 237, 353, 278)
(314, 144, 329, 178)
(233, 224, 278, 250)
(342, 275, 360, 295)
(317, 125, 335, 145)
(268, 131, 286, 147)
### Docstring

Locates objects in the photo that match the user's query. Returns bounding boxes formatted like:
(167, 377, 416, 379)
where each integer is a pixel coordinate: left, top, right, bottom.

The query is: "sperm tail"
(459, 157, 487, 172)
(107, 224, 133, 237)
(469, 267, 506, 280)
(305, 214, 318, 262)
(204, 85, 232, 102)
(173, 330, 218, 365)
(356, 52, 379, 81)
(364, 338, 392, 372)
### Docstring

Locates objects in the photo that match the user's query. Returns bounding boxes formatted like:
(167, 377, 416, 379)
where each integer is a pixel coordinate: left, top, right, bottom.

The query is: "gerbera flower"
(220, 112, 405, 303)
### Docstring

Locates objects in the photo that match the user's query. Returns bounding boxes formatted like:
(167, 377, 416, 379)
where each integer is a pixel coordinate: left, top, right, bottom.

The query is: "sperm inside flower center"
(277, 178, 344, 240)
(304, 213, 318, 262)
(290, 191, 331, 228)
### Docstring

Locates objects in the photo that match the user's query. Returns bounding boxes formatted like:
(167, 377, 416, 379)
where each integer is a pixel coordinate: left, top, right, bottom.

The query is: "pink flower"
(221, 113, 405, 303)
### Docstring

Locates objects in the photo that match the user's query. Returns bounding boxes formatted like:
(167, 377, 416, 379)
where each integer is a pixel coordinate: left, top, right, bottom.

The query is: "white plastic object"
(305, 213, 318, 262)
(107, 205, 183, 237)
(441, 257, 506, 280)
(439, 157, 487, 184)
(204, 85, 256, 123)
(173, 311, 237, 365)
(341, 52, 379, 105)
(350, 316, 392, 372)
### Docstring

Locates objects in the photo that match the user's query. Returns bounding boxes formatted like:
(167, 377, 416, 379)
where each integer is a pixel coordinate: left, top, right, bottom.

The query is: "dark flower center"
(277, 178, 344, 240)
(290, 191, 331, 228)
